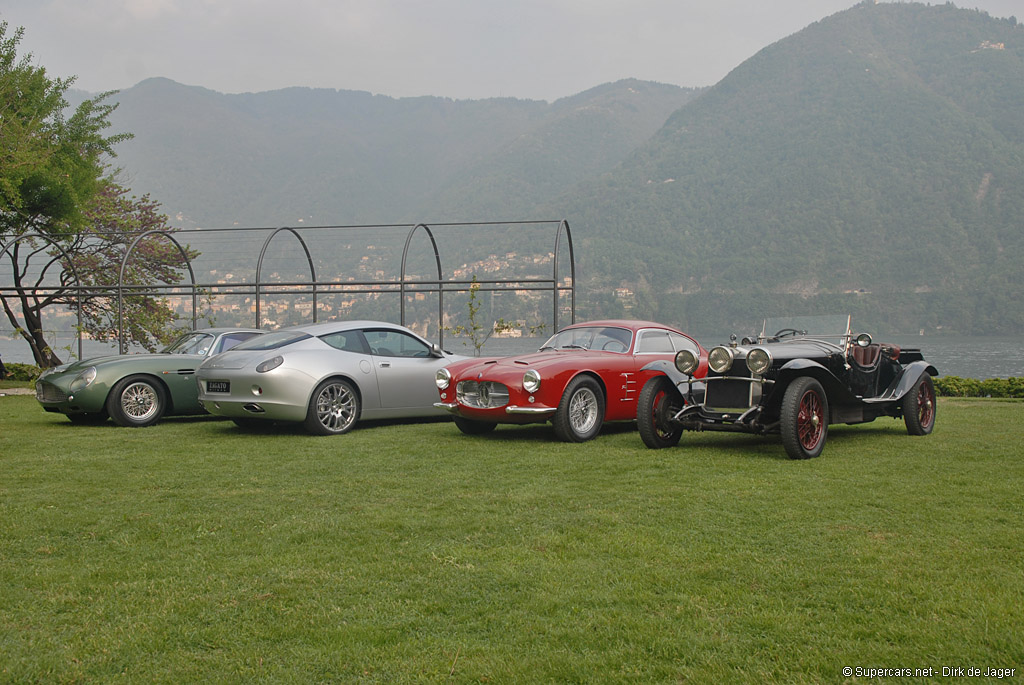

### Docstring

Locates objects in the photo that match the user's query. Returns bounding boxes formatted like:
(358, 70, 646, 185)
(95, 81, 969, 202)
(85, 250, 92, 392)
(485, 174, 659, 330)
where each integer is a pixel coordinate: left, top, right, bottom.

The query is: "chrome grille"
(36, 381, 67, 403)
(456, 380, 510, 409)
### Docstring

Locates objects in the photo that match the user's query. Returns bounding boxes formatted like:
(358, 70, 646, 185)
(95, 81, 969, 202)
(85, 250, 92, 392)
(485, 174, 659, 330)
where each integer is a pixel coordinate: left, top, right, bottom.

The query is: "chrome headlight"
(256, 355, 284, 373)
(435, 368, 452, 390)
(675, 350, 699, 375)
(69, 366, 97, 391)
(707, 346, 735, 374)
(523, 369, 541, 393)
(746, 348, 773, 375)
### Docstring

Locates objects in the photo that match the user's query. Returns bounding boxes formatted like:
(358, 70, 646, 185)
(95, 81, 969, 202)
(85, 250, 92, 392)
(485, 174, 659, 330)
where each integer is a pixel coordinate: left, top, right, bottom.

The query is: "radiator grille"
(36, 382, 68, 403)
(705, 378, 753, 411)
(456, 380, 510, 409)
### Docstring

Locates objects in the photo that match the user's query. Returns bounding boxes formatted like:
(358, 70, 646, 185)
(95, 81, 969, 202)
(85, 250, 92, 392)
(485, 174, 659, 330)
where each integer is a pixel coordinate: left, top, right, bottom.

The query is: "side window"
(670, 333, 699, 355)
(216, 332, 262, 354)
(321, 330, 369, 354)
(636, 330, 673, 354)
(363, 329, 430, 358)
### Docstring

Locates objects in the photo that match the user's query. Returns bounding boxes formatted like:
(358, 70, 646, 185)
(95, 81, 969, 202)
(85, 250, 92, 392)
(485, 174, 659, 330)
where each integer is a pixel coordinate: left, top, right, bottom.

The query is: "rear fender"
(885, 361, 938, 400)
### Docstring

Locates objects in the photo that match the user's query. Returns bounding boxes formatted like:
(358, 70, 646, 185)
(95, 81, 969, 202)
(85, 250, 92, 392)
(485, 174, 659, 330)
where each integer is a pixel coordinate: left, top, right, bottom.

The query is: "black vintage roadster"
(637, 315, 938, 459)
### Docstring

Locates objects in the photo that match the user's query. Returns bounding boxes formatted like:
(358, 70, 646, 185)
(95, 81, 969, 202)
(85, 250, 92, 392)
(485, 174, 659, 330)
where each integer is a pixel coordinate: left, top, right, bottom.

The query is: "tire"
(637, 376, 683, 449)
(304, 378, 360, 435)
(454, 416, 497, 435)
(553, 375, 605, 442)
(780, 376, 828, 459)
(106, 375, 167, 427)
(903, 375, 936, 436)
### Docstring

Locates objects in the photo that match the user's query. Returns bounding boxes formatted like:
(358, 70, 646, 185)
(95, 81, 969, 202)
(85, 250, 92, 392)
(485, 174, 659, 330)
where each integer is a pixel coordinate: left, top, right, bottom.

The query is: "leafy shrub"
(935, 376, 1024, 398)
(3, 362, 43, 382)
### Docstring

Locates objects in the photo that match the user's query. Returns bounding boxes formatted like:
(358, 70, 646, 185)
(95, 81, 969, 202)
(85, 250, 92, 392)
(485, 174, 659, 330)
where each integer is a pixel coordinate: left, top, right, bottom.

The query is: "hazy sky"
(2, 0, 1021, 101)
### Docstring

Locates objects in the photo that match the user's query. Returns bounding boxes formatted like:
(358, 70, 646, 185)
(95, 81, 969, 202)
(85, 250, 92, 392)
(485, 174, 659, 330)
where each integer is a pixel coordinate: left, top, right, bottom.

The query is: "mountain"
(76, 2, 1024, 335)
(555, 2, 1024, 334)
(98, 78, 698, 227)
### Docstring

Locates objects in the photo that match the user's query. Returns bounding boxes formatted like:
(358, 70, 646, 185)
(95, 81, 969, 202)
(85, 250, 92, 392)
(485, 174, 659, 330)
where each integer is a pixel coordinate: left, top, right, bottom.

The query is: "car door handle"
(379, 361, 391, 368)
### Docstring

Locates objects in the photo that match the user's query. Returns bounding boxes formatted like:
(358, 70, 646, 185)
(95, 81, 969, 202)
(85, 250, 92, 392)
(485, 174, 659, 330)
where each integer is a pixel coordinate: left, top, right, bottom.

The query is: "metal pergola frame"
(1, 220, 576, 356)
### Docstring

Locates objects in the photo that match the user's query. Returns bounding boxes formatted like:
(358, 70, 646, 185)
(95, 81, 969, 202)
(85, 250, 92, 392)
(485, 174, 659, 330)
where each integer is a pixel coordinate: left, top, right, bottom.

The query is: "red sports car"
(434, 320, 708, 441)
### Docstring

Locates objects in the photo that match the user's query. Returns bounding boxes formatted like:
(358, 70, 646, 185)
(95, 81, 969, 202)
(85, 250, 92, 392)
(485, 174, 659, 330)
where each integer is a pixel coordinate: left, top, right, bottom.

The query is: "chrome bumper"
(433, 401, 555, 417)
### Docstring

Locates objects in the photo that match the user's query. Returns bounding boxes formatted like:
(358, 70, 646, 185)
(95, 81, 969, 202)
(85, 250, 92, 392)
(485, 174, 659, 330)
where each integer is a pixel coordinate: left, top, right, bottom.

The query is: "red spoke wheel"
(637, 376, 683, 449)
(781, 377, 829, 459)
(904, 375, 936, 436)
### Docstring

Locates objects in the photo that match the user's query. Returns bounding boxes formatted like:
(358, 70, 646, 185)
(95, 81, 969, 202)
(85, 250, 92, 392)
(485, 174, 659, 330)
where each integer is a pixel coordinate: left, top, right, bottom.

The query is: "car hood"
(46, 353, 200, 376)
(451, 349, 607, 377)
(735, 340, 842, 361)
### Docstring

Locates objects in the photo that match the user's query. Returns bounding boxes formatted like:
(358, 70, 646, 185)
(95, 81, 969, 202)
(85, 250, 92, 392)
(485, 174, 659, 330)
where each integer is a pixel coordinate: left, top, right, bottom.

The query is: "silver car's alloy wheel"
(314, 381, 357, 434)
(121, 382, 160, 422)
(568, 386, 599, 434)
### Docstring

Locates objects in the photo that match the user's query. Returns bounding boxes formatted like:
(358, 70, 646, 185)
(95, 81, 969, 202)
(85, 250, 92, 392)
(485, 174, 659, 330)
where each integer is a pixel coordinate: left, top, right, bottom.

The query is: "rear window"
(231, 331, 311, 351)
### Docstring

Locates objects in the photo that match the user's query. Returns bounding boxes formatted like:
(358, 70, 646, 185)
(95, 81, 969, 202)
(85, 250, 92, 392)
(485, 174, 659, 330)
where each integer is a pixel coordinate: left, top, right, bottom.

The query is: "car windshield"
(163, 332, 215, 355)
(539, 326, 633, 353)
(759, 315, 851, 347)
(230, 330, 312, 351)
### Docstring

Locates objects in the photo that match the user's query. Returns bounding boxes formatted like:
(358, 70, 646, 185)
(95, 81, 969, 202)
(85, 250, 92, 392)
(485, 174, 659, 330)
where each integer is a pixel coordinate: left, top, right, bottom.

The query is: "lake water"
(2, 332, 1022, 380)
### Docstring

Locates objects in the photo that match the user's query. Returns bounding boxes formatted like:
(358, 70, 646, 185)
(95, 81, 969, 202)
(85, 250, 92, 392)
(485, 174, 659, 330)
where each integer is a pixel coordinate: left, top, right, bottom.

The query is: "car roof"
(563, 319, 685, 334)
(278, 320, 414, 337)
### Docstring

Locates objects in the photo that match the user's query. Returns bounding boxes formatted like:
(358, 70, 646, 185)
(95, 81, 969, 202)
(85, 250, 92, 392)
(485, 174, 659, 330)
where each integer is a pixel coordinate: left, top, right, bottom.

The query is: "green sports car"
(35, 328, 264, 427)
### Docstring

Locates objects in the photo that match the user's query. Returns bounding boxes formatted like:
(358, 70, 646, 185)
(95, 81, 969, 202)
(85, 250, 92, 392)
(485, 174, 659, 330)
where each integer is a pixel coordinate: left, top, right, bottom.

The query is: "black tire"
(553, 375, 605, 442)
(304, 378, 360, 435)
(780, 376, 828, 459)
(106, 375, 167, 427)
(903, 375, 936, 436)
(67, 412, 108, 425)
(637, 376, 683, 449)
(454, 416, 497, 435)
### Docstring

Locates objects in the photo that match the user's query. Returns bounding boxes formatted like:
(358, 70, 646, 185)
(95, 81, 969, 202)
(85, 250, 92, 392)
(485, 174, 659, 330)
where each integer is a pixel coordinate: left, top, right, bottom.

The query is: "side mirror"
(855, 333, 872, 348)
(430, 343, 445, 358)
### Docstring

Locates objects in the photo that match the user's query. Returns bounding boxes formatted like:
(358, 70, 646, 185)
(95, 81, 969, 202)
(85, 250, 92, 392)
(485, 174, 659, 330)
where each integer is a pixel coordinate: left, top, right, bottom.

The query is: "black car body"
(636, 315, 938, 459)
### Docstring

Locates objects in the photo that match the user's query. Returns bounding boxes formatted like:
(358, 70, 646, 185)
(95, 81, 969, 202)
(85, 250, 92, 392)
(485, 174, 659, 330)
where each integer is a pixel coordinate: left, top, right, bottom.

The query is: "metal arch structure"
(255, 226, 318, 330)
(399, 223, 445, 345)
(117, 229, 200, 354)
(0, 231, 87, 360)
(553, 219, 576, 329)
(1, 220, 576, 360)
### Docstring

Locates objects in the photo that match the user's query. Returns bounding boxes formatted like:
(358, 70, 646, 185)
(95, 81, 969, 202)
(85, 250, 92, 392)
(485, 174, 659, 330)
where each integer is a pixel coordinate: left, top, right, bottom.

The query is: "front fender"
(641, 359, 689, 385)
(768, 359, 860, 410)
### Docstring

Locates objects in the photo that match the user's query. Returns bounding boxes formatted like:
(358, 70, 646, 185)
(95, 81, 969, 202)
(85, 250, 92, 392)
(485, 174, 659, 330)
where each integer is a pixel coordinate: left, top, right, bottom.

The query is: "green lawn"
(2, 394, 1022, 682)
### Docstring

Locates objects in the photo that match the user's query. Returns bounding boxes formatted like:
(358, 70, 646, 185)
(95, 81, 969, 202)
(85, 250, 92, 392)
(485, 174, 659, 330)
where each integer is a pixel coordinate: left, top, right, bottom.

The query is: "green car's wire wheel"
(106, 375, 167, 428)
(305, 378, 360, 435)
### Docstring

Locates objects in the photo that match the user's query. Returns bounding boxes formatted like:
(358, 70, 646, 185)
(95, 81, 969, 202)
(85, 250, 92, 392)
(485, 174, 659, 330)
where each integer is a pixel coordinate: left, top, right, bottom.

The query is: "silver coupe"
(196, 320, 469, 435)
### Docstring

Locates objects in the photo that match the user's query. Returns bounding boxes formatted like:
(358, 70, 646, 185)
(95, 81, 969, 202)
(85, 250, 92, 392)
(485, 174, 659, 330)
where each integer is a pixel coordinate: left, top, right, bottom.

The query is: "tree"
(445, 275, 544, 356)
(1, 22, 194, 365)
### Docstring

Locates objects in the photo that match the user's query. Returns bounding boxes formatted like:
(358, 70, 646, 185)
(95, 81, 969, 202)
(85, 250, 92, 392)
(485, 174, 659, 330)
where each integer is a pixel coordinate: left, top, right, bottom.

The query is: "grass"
(2, 394, 1023, 682)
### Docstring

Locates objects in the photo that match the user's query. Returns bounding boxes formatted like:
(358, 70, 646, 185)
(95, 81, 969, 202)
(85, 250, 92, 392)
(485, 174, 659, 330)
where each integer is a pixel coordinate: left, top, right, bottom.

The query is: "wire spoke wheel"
(781, 377, 828, 459)
(554, 376, 605, 442)
(904, 375, 936, 436)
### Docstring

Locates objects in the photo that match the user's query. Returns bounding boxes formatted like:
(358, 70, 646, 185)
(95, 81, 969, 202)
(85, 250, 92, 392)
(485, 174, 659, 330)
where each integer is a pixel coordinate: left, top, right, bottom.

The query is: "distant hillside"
(557, 2, 1024, 334)
(74, 2, 1024, 336)
(98, 78, 698, 228)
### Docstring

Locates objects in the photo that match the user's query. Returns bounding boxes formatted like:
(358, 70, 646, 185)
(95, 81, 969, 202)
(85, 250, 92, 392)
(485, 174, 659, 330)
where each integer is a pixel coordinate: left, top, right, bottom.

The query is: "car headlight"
(708, 346, 735, 374)
(675, 350, 699, 375)
(523, 369, 541, 393)
(256, 355, 284, 373)
(436, 368, 452, 389)
(69, 366, 97, 391)
(746, 347, 773, 375)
